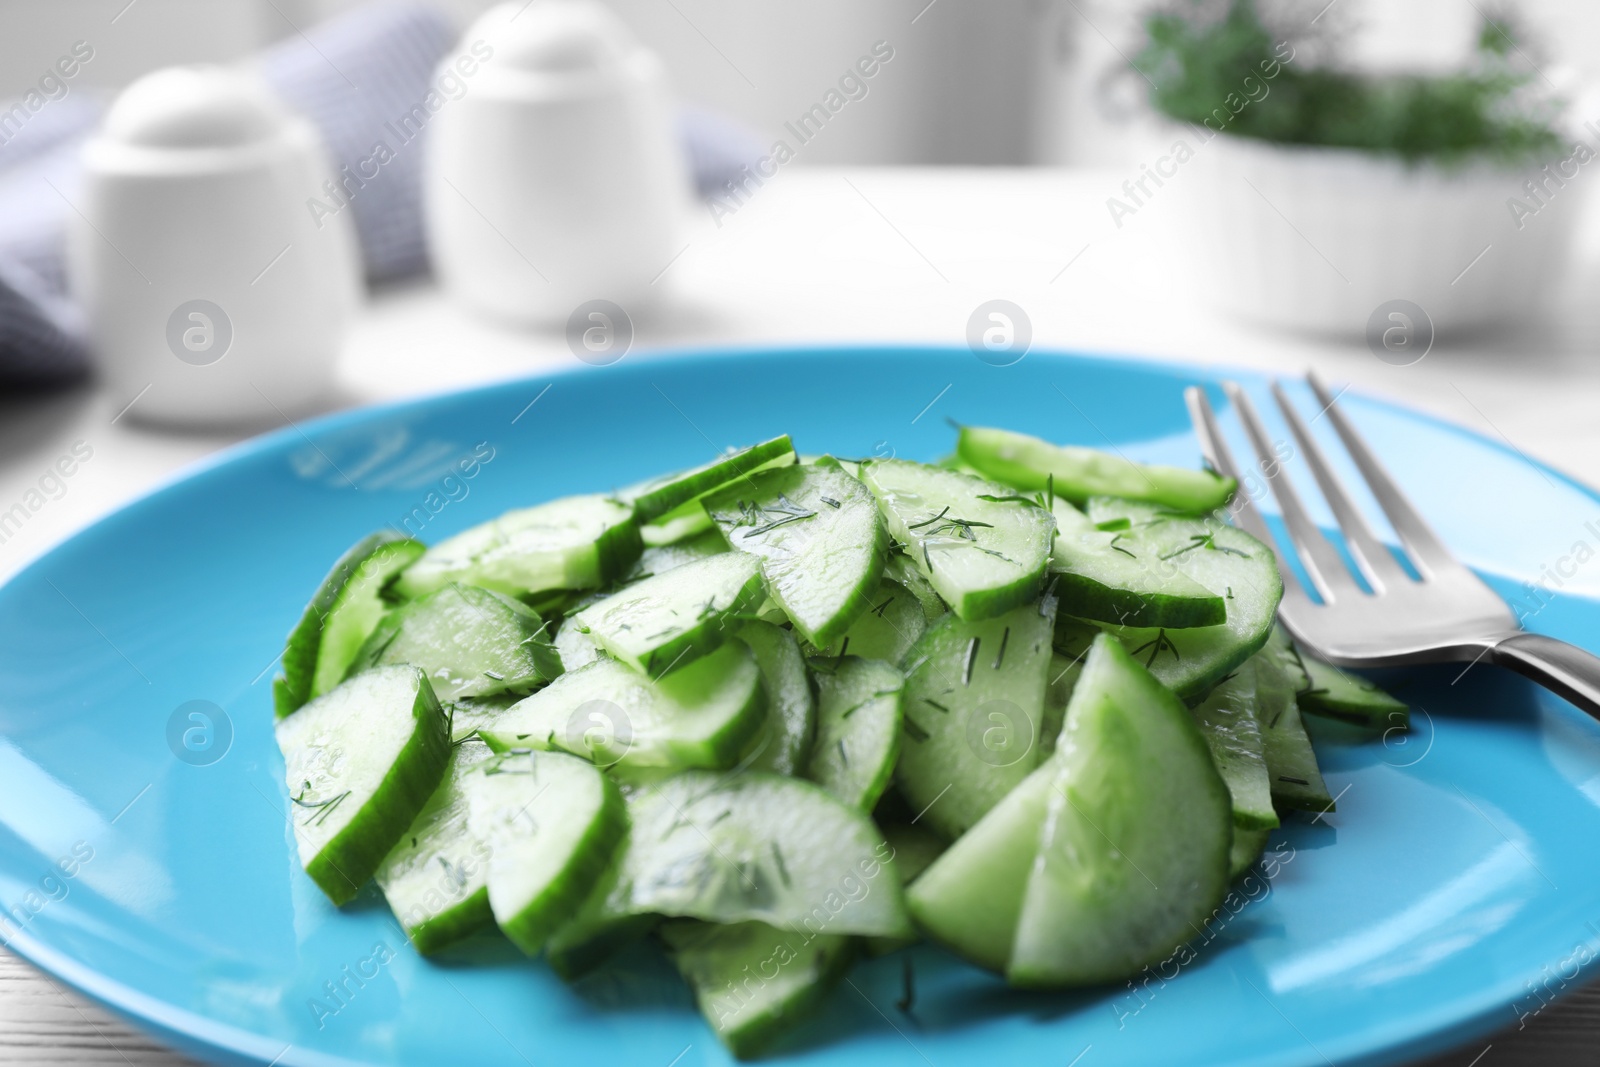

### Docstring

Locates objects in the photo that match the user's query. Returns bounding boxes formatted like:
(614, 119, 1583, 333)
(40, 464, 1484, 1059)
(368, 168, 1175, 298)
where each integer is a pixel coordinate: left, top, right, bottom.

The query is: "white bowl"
(1167, 129, 1586, 337)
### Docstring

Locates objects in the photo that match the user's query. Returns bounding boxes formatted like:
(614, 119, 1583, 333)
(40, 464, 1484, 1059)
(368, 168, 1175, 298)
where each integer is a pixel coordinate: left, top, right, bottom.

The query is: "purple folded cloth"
(0, 1, 760, 387)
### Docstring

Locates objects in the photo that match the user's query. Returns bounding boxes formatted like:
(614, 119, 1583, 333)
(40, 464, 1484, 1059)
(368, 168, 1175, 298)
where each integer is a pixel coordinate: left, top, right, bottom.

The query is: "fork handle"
(1490, 633, 1600, 721)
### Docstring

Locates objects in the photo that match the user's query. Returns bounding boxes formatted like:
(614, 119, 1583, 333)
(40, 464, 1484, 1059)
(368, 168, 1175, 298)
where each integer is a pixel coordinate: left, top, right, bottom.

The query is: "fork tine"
(1184, 385, 1310, 607)
(1305, 372, 1458, 577)
(1270, 380, 1411, 592)
(1224, 382, 1365, 604)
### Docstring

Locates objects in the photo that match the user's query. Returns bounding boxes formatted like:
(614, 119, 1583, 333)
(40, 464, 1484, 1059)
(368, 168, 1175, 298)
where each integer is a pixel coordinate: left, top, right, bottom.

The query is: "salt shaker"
(68, 66, 360, 428)
(425, 0, 689, 326)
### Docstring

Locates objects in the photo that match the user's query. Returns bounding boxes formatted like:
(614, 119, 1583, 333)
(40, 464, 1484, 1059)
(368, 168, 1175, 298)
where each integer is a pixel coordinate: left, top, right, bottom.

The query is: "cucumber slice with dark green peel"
(896, 599, 1055, 840)
(444, 694, 518, 742)
(737, 621, 815, 777)
(816, 580, 927, 664)
(577, 771, 913, 938)
(884, 553, 946, 621)
(907, 760, 1055, 972)
(275, 531, 421, 718)
(805, 656, 904, 810)
(623, 528, 728, 583)
(275, 665, 450, 905)
(464, 749, 627, 956)
(1266, 625, 1409, 730)
(1190, 663, 1278, 830)
(377, 740, 495, 954)
(349, 583, 561, 701)
(620, 436, 796, 522)
(572, 553, 765, 678)
(1008, 634, 1232, 988)
(1050, 501, 1226, 629)
(395, 494, 641, 600)
(706, 465, 889, 648)
(479, 642, 766, 771)
(554, 616, 601, 672)
(1255, 649, 1335, 813)
(661, 919, 854, 1059)
(1039, 652, 1084, 759)
(311, 538, 427, 701)
(957, 425, 1235, 512)
(859, 459, 1054, 622)
(641, 500, 715, 546)
(1229, 828, 1270, 880)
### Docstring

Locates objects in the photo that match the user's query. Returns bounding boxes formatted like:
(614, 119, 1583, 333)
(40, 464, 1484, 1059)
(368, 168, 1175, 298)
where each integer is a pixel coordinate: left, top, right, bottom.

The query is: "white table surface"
(3, 166, 1599, 1065)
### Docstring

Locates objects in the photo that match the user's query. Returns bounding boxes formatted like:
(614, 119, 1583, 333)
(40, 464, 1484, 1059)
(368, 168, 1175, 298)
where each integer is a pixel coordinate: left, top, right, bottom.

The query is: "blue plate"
(3, 346, 1598, 1067)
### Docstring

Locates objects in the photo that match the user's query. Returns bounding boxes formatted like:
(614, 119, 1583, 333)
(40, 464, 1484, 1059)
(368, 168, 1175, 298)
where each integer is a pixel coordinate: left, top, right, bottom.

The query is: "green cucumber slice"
(817, 579, 927, 664)
(622, 528, 728, 583)
(580, 771, 913, 938)
(377, 740, 495, 954)
(1255, 649, 1335, 813)
(706, 465, 888, 648)
(350, 583, 561, 701)
(896, 599, 1055, 840)
(276, 531, 420, 718)
(1229, 828, 1270, 880)
(957, 425, 1235, 512)
(859, 459, 1053, 622)
(805, 656, 904, 810)
(906, 760, 1055, 973)
(1191, 662, 1278, 830)
(395, 494, 641, 600)
(554, 616, 602, 672)
(275, 665, 450, 905)
(1008, 634, 1232, 987)
(479, 642, 766, 771)
(737, 621, 816, 777)
(884, 553, 947, 621)
(311, 538, 427, 701)
(661, 919, 853, 1059)
(641, 500, 715, 546)
(572, 553, 765, 678)
(1050, 501, 1225, 629)
(1266, 625, 1409, 730)
(620, 436, 796, 522)
(464, 748, 627, 956)
(444, 694, 518, 742)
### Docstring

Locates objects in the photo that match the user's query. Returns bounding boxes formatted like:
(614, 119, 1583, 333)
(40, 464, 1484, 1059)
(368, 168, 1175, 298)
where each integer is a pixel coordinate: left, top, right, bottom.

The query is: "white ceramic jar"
(1167, 129, 1585, 337)
(69, 66, 360, 428)
(425, 0, 689, 327)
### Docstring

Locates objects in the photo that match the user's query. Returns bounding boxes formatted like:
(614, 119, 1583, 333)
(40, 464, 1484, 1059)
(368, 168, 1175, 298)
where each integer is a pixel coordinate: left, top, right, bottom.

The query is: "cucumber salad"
(271, 424, 1407, 1057)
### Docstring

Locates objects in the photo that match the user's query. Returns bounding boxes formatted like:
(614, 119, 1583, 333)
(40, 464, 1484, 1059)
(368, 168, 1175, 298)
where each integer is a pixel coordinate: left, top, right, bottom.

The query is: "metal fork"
(1186, 372, 1600, 721)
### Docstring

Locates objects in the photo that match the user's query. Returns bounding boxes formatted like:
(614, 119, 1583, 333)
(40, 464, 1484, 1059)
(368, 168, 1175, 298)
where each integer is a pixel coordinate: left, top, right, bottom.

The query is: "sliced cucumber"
(395, 494, 641, 600)
(706, 465, 888, 648)
(1229, 828, 1270, 880)
(859, 459, 1053, 622)
(816, 579, 927, 665)
(579, 771, 912, 938)
(737, 621, 816, 777)
(1190, 662, 1278, 830)
(1255, 648, 1335, 813)
(805, 656, 904, 811)
(1050, 500, 1225, 629)
(907, 760, 1055, 973)
(444, 694, 518, 742)
(554, 615, 602, 673)
(661, 919, 854, 1059)
(479, 642, 766, 771)
(311, 538, 427, 701)
(377, 740, 495, 954)
(275, 665, 450, 905)
(620, 436, 796, 522)
(1039, 652, 1084, 758)
(896, 599, 1055, 840)
(464, 748, 626, 956)
(276, 531, 421, 718)
(572, 553, 764, 678)
(884, 553, 947, 621)
(622, 528, 728, 583)
(957, 425, 1235, 512)
(349, 583, 561, 701)
(1266, 625, 1409, 730)
(641, 500, 715, 546)
(1008, 634, 1232, 987)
